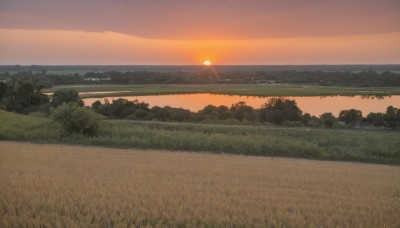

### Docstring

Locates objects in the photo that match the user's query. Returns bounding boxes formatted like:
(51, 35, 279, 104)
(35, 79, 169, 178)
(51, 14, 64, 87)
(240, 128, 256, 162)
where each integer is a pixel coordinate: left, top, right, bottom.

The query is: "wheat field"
(1, 141, 399, 227)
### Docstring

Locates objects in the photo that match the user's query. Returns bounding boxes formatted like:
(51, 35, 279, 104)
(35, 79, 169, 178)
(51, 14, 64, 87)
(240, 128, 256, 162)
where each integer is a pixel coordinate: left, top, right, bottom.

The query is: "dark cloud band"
(0, 0, 399, 39)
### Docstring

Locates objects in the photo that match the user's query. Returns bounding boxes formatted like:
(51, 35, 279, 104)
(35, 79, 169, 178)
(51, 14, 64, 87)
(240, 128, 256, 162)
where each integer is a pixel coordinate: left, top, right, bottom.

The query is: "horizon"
(2, 63, 400, 74)
(3, 63, 400, 67)
(2, 63, 400, 66)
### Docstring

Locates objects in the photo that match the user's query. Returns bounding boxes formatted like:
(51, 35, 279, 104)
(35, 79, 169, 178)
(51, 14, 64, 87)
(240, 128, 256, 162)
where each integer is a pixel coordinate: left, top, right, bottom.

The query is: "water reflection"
(45, 91, 131, 95)
(83, 93, 400, 116)
(318, 94, 387, 99)
(360, 95, 386, 100)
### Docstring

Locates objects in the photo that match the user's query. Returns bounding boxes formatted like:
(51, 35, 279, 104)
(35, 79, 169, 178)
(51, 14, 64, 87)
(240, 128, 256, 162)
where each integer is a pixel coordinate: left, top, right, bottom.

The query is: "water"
(82, 93, 400, 116)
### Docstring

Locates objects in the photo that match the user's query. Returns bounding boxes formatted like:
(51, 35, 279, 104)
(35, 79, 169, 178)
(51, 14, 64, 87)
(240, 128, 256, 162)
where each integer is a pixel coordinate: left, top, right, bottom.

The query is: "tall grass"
(85, 121, 400, 164)
(1, 110, 399, 164)
(0, 110, 61, 141)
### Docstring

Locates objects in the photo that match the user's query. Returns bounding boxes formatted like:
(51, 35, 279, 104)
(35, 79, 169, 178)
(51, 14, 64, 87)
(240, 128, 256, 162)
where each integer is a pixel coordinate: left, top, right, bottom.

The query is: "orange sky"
(0, 0, 399, 65)
(1, 29, 399, 65)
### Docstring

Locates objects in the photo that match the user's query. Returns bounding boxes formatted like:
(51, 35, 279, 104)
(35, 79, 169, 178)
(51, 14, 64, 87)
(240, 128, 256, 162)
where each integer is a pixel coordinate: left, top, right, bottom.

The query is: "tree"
(51, 89, 83, 107)
(259, 98, 302, 124)
(384, 106, 400, 130)
(338, 109, 362, 125)
(51, 102, 100, 137)
(230, 102, 257, 121)
(216, 105, 230, 120)
(151, 106, 170, 121)
(0, 78, 49, 113)
(301, 113, 312, 124)
(319, 112, 336, 128)
(105, 98, 130, 118)
(166, 107, 192, 122)
(198, 105, 218, 120)
(366, 112, 385, 126)
(0, 82, 7, 98)
(91, 100, 102, 110)
(91, 98, 154, 120)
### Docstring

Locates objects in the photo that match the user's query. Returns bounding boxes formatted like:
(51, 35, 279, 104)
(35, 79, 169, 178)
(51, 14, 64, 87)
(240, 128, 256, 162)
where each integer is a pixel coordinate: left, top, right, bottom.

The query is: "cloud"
(0, 0, 399, 39)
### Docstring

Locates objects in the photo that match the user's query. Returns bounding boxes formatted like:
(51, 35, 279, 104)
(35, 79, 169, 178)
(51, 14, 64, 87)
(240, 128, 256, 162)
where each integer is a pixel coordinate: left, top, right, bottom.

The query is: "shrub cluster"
(51, 102, 100, 137)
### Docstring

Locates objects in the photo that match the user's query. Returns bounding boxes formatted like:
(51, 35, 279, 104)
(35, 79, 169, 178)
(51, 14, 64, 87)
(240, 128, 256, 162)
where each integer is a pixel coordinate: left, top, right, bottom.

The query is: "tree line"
(1, 70, 400, 87)
(0, 79, 99, 136)
(91, 97, 400, 130)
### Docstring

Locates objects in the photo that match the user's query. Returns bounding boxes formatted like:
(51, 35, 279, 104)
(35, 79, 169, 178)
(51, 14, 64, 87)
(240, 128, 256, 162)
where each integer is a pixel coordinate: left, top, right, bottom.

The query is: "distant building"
(83, 77, 100, 82)
(83, 77, 111, 82)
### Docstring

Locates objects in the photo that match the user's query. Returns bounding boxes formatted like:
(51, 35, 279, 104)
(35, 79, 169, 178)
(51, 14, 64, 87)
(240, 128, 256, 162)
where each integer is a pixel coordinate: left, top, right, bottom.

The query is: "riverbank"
(43, 84, 400, 98)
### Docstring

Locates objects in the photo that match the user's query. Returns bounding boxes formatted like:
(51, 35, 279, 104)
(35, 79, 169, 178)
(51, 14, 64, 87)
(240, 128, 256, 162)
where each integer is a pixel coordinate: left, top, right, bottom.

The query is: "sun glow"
(203, 60, 212, 66)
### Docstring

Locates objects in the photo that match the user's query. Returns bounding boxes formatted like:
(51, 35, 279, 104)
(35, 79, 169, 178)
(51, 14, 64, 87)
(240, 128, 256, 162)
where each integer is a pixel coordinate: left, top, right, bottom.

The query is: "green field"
(43, 84, 400, 98)
(1, 110, 399, 165)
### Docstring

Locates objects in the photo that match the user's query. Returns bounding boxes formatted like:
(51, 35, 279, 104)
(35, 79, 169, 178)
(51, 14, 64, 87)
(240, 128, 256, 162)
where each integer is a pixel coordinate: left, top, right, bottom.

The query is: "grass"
(1, 110, 399, 165)
(0, 110, 61, 142)
(1, 141, 399, 227)
(43, 84, 400, 98)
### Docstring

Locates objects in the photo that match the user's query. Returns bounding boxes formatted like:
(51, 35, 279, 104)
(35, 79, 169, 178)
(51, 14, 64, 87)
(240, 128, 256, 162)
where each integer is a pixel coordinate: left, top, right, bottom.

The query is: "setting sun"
(203, 60, 212, 66)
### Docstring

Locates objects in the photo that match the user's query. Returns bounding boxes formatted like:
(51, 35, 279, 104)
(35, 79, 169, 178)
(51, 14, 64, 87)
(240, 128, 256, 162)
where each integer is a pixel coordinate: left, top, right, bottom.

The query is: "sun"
(203, 60, 212, 66)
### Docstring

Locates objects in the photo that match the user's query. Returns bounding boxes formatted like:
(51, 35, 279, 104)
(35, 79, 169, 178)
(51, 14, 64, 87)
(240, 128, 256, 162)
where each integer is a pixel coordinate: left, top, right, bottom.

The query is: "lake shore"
(80, 93, 400, 116)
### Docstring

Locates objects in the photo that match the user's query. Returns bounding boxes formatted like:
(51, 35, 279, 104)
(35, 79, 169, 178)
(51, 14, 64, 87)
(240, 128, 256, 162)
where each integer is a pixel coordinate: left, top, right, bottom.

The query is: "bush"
(338, 109, 362, 125)
(52, 89, 83, 107)
(366, 112, 385, 126)
(384, 106, 400, 130)
(319, 112, 336, 128)
(301, 113, 312, 124)
(260, 98, 302, 124)
(51, 102, 100, 137)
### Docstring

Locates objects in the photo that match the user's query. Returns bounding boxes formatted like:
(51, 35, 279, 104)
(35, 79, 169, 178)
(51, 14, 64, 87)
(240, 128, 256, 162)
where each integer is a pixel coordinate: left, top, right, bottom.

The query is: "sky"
(0, 0, 399, 65)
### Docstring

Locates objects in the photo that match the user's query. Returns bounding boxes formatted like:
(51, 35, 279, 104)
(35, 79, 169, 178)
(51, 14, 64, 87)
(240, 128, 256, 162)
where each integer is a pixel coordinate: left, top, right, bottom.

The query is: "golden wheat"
(0, 141, 399, 227)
